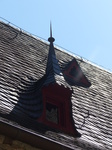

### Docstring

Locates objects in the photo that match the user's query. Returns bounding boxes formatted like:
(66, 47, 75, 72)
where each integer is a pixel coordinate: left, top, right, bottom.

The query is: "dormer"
(38, 25, 81, 137)
(63, 58, 91, 87)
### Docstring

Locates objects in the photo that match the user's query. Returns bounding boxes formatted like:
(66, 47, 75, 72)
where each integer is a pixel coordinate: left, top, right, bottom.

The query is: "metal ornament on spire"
(48, 23, 55, 43)
(50, 22, 52, 38)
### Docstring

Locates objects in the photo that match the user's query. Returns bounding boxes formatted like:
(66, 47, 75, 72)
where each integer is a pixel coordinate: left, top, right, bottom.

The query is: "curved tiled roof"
(0, 21, 112, 150)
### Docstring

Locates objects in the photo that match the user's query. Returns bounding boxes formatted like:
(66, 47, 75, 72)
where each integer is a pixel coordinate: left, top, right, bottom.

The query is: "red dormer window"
(46, 99, 66, 127)
(46, 102, 59, 124)
(37, 27, 81, 137)
(38, 83, 79, 136)
(63, 58, 91, 87)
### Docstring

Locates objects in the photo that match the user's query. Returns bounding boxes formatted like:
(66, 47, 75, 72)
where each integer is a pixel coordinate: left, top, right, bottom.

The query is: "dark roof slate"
(43, 32, 71, 89)
(0, 21, 112, 150)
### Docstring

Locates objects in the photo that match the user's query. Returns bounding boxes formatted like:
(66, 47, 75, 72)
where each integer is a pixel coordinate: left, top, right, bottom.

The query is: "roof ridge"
(54, 44, 112, 74)
(0, 17, 111, 74)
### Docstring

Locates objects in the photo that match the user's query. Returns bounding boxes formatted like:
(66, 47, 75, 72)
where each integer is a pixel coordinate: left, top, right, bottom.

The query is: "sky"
(0, 0, 112, 72)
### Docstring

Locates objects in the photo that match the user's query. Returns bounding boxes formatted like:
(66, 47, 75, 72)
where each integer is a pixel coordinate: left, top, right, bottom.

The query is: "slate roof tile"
(0, 21, 112, 149)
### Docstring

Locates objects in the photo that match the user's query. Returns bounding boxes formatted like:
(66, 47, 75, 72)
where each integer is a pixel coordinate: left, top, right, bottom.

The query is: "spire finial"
(48, 22, 55, 43)
(50, 22, 52, 38)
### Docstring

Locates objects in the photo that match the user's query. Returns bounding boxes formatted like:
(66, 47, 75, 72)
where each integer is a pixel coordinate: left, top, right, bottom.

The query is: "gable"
(63, 58, 91, 87)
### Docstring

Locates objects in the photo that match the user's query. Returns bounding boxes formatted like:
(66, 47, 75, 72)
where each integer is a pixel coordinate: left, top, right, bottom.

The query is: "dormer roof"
(43, 24, 71, 89)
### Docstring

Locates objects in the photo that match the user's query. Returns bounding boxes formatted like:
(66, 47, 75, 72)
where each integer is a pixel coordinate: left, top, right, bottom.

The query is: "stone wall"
(0, 134, 41, 150)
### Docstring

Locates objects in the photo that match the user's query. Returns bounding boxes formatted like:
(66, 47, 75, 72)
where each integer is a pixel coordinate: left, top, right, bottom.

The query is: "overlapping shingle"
(0, 21, 112, 150)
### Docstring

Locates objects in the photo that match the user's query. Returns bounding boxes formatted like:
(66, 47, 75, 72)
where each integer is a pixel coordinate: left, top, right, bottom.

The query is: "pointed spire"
(45, 22, 62, 77)
(50, 22, 52, 38)
(48, 22, 55, 43)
